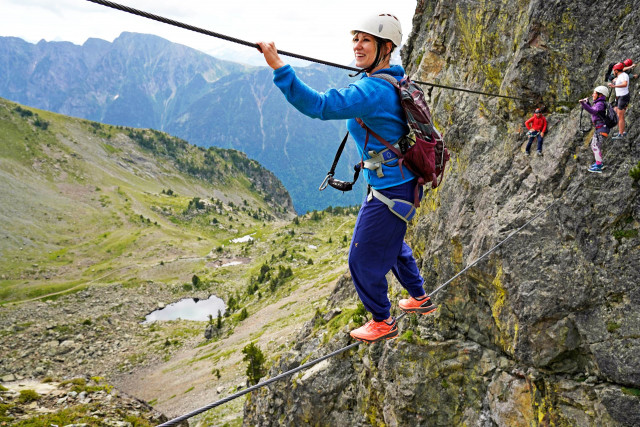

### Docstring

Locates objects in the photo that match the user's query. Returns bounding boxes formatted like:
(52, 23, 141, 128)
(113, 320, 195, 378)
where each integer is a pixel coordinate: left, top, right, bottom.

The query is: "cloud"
(1, 0, 417, 65)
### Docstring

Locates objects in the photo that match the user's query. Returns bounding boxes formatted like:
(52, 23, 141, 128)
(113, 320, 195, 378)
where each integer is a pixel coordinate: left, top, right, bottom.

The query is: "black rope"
(156, 198, 559, 426)
(84, 0, 524, 101)
(423, 81, 523, 101)
(85, 0, 358, 71)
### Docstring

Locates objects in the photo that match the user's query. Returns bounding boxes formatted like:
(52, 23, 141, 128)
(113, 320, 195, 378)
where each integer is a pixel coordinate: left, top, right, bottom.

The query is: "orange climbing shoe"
(399, 296, 437, 315)
(350, 318, 398, 343)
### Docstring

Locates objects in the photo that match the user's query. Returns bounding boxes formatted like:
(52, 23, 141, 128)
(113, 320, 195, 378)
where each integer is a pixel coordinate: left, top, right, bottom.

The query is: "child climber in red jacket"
(524, 108, 548, 156)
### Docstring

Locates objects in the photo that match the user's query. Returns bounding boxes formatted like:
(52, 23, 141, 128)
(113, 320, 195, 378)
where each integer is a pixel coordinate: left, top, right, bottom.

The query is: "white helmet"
(351, 13, 403, 47)
(594, 85, 609, 98)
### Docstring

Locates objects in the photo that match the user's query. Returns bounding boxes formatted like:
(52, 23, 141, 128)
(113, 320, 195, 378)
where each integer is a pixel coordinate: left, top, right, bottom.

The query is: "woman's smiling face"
(352, 32, 377, 69)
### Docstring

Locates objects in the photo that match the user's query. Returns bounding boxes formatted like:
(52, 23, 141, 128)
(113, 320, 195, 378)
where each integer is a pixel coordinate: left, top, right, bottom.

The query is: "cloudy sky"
(0, 0, 417, 66)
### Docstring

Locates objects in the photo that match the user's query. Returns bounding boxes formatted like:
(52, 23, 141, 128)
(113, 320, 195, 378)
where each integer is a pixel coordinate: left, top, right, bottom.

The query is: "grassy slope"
(0, 99, 286, 303)
(120, 209, 357, 426)
(0, 98, 360, 425)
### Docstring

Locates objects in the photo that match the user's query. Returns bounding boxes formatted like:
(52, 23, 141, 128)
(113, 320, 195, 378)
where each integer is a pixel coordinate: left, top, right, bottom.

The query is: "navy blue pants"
(526, 133, 543, 153)
(348, 179, 425, 321)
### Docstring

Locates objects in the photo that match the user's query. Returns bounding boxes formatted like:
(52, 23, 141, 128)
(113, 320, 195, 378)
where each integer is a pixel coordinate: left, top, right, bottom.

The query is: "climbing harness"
(156, 197, 560, 427)
(367, 188, 417, 223)
(318, 132, 402, 192)
(361, 144, 402, 178)
(84, 0, 525, 101)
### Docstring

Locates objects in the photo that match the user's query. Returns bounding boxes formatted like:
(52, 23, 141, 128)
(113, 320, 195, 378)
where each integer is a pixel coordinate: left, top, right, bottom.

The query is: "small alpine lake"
(143, 295, 226, 323)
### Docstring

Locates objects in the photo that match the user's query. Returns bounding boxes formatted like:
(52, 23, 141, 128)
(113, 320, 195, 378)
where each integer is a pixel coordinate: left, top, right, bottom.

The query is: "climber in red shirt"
(524, 108, 548, 156)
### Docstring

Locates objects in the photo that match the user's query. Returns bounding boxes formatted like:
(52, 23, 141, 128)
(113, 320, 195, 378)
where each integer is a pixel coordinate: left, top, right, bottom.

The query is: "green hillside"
(0, 98, 294, 304)
(0, 97, 364, 425)
(0, 34, 364, 214)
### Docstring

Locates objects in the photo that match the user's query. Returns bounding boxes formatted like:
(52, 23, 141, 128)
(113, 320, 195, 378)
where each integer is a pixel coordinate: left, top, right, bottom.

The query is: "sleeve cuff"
(273, 64, 293, 78)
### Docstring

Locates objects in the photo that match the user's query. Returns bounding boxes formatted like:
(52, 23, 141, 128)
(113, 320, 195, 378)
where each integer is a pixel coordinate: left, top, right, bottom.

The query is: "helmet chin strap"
(365, 40, 384, 73)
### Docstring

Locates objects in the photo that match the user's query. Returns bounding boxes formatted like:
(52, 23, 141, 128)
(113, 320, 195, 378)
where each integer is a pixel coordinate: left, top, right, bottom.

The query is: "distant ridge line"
(84, 0, 524, 100)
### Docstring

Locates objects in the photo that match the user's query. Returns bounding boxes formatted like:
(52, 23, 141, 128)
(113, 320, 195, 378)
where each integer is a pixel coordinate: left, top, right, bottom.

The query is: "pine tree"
(242, 342, 266, 385)
(192, 275, 201, 288)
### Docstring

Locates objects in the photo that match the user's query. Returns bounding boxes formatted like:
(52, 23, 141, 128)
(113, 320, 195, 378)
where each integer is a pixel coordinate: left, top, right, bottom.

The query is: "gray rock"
(323, 308, 342, 322)
(204, 324, 215, 340)
(244, 0, 640, 424)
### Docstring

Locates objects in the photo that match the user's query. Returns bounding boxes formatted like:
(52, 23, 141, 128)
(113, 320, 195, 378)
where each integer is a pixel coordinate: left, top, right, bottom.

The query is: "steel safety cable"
(156, 198, 559, 426)
(424, 81, 523, 100)
(84, 0, 524, 101)
(428, 198, 561, 298)
(84, 0, 366, 72)
(156, 341, 362, 427)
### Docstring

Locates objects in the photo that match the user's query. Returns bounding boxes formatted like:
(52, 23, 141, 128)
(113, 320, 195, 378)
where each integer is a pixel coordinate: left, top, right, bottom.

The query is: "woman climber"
(256, 13, 436, 343)
(579, 86, 611, 174)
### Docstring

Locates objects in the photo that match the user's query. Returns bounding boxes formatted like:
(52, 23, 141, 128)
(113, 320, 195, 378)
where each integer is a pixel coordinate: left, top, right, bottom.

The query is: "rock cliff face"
(243, 0, 640, 425)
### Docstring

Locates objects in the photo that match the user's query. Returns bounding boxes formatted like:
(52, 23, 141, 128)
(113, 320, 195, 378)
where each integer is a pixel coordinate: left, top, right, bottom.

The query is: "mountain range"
(0, 32, 366, 213)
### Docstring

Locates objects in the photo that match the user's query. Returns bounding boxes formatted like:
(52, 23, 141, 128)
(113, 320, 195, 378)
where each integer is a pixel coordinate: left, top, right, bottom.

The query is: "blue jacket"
(580, 95, 608, 133)
(273, 64, 414, 189)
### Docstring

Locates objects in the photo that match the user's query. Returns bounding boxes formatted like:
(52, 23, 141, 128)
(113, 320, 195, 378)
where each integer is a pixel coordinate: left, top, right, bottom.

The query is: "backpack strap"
(369, 73, 401, 88)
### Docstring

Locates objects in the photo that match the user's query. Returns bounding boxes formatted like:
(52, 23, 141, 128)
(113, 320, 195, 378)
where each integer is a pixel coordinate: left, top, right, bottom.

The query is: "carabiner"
(319, 174, 333, 191)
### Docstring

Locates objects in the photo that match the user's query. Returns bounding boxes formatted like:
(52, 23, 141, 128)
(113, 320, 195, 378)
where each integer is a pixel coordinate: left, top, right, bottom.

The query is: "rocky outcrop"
(0, 284, 209, 386)
(243, 0, 640, 425)
(0, 377, 172, 426)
